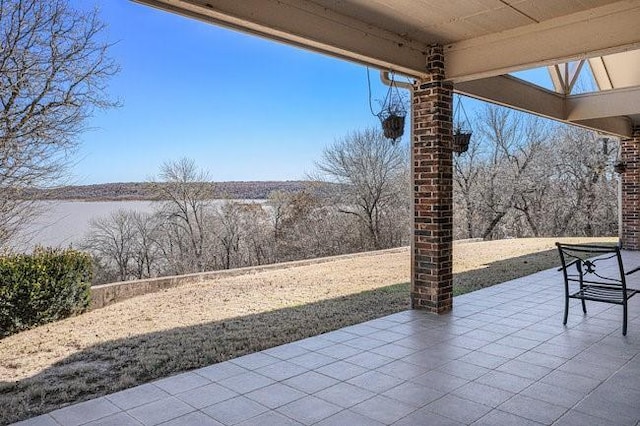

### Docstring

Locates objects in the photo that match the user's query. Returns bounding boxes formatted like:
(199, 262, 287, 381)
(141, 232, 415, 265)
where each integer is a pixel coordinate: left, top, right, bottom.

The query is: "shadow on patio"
(6, 251, 640, 425)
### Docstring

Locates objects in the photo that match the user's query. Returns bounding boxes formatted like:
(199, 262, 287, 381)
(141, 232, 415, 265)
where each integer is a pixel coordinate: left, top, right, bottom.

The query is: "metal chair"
(556, 243, 640, 335)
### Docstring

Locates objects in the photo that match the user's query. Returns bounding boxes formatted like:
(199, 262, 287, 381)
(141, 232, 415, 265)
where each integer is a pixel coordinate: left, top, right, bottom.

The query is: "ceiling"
(134, 0, 640, 137)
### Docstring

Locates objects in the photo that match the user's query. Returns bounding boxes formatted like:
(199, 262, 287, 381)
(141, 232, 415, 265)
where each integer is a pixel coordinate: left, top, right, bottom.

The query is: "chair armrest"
(557, 259, 579, 272)
(625, 265, 640, 276)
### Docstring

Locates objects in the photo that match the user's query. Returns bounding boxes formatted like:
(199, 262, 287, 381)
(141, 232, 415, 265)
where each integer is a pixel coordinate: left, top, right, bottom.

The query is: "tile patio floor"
(14, 252, 640, 425)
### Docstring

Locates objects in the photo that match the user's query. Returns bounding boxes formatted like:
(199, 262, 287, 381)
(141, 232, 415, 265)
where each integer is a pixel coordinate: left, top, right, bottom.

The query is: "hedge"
(0, 248, 92, 338)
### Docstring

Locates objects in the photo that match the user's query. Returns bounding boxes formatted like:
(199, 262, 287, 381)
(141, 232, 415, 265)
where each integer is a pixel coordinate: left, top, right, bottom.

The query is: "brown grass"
(0, 237, 615, 424)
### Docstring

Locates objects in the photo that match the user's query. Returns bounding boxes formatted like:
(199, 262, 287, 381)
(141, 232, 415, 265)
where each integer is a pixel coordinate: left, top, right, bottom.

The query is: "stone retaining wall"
(90, 247, 409, 310)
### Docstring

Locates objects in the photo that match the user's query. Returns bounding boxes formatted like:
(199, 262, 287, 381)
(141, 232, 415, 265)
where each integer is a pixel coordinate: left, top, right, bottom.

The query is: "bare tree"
(313, 127, 408, 250)
(153, 158, 214, 273)
(0, 0, 118, 248)
(83, 210, 136, 282)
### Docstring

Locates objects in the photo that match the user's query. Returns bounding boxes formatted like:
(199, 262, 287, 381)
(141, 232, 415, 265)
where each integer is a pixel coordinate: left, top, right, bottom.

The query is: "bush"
(0, 248, 92, 338)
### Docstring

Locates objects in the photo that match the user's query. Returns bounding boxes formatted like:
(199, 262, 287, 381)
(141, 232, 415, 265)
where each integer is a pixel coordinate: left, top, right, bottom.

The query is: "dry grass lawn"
(0, 237, 615, 424)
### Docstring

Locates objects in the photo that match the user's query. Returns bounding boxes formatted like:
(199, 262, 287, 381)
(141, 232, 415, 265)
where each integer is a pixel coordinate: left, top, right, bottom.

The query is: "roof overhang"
(134, 0, 640, 138)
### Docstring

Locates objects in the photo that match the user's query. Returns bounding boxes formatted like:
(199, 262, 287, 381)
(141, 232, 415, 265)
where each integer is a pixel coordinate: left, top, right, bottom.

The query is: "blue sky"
(70, 0, 568, 184)
(70, 0, 409, 183)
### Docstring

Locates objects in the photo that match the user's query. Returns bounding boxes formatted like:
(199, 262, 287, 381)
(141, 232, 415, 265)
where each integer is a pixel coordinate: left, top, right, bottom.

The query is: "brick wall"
(410, 45, 454, 313)
(621, 128, 640, 250)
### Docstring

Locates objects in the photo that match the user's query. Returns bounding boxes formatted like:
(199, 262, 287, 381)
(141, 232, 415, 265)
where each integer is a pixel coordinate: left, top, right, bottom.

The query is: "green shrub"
(0, 248, 92, 338)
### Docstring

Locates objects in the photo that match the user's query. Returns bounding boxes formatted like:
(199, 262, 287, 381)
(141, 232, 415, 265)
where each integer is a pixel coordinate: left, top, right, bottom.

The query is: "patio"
(15, 252, 640, 426)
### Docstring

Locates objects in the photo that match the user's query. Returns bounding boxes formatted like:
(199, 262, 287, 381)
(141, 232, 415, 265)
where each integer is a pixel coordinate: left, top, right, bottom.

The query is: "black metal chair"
(556, 243, 640, 335)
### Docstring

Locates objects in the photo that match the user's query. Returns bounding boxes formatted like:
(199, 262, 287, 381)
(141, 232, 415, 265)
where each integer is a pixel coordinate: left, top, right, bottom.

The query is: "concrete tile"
(159, 411, 223, 426)
(237, 411, 303, 426)
(519, 381, 584, 409)
(574, 393, 640, 425)
(553, 409, 615, 426)
(314, 360, 368, 381)
(263, 343, 310, 360)
(424, 394, 492, 424)
(477, 343, 527, 359)
(217, 371, 275, 394)
(84, 412, 142, 426)
(344, 336, 387, 351)
(367, 330, 405, 343)
(344, 352, 393, 369)
(437, 359, 490, 381)
(315, 343, 361, 359)
(452, 382, 515, 408)
(393, 409, 464, 426)
(283, 371, 338, 394)
(341, 324, 379, 336)
(176, 383, 238, 409)
(153, 372, 211, 395)
(106, 384, 170, 411)
(515, 350, 566, 369)
(458, 351, 509, 369)
(540, 370, 602, 394)
(201, 396, 269, 425)
(319, 330, 358, 343)
(447, 335, 492, 350)
(382, 381, 445, 408)
(410, 369, 469, 393)
(195, 362, 248, 382)
(245, 383, 306, 409)
(230, 352, 279, 370)
(315, 382, 375, 408)
(347, 370, 403, 393)
(315, 409, 384, 426)
(289, 352, 335, 369)
(498, 394, 567, 424)
(495, 359, 552, 380)
(50, 397, 120, 426)
(369, 343, 416, 359)
(277, 395, 342, 425)
(351, 395, 414, 424)
(126, 396, 194, 426)
(475, 370, 535, 393)
(12, 415, 60, 426)
(254, 360, 308, 381)
(296, 336, 333, 351)
(375, 359, 430, 380)
(473, 409, 544, 426)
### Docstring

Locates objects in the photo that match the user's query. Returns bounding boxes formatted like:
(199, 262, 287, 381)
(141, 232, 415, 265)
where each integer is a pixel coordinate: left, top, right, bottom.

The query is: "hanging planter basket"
(453, 96, 472, 154)
(453, 128, 472, 154)
(380, 111, 406, 141)
(368, 69, 407, 143)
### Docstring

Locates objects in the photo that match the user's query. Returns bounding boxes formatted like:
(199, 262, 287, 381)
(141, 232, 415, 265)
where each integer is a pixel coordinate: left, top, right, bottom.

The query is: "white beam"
(457, 75, 634, 137)
(567, 86, 640, 121)
(445, 1, 640, 83)
(456, 75, 565, 121)
(133, 0, 430, 78)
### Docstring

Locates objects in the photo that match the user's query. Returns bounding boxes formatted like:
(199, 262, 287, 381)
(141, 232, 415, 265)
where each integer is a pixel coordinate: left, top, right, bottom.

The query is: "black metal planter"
(453, 130, 471, 154)
(381, 114, 405, 141)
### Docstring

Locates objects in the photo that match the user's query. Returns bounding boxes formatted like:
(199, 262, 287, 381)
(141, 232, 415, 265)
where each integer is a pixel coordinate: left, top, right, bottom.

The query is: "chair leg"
(563, 296, 569, 325)
(623, 301, 628, 336)
(581, 298, 587, 314)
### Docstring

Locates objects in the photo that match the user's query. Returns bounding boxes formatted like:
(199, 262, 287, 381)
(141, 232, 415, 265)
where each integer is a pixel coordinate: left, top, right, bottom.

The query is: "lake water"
(13, 200, 261, 251)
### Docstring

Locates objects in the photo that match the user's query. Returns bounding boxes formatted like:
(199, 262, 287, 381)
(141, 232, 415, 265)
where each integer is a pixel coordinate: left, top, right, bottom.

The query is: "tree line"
(82, 108, 619, 284)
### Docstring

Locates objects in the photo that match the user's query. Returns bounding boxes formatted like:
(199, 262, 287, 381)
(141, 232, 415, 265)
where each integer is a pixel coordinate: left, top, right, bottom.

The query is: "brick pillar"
(410, 45, 453, 313)
(621, 128, 640, 250)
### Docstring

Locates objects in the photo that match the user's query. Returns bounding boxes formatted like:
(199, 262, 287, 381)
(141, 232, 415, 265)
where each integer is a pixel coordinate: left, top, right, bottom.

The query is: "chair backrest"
(555, 242, 626, 291)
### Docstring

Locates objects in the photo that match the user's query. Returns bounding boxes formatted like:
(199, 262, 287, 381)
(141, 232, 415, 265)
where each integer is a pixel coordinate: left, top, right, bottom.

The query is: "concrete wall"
(90, 247, 409, 310)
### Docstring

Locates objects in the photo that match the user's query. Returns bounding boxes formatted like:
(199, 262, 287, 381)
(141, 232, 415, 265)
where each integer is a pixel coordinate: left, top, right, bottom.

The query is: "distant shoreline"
(24, 181, 317, 202)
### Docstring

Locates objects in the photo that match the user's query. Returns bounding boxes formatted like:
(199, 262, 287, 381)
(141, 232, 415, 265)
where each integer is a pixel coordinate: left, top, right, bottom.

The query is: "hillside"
(26, 181, 315, 201)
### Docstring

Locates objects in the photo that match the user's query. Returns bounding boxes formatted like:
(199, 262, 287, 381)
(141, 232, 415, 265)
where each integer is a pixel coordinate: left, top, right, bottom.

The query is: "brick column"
(621, 128, 640, 250)
(411, 45, 454, 313)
